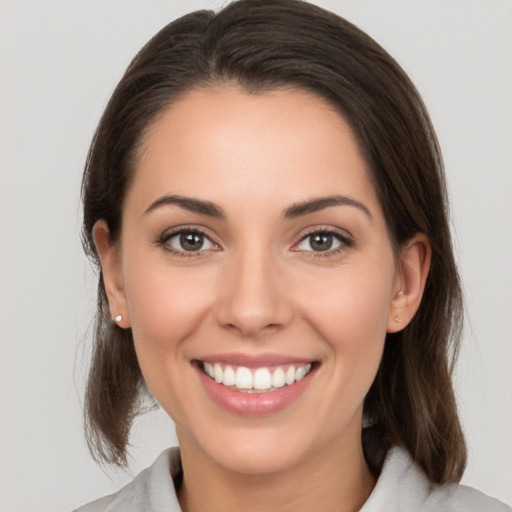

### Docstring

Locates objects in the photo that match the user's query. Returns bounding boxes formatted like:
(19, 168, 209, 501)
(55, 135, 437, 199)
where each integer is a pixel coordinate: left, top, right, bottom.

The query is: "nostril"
(221, 320, 284, 338)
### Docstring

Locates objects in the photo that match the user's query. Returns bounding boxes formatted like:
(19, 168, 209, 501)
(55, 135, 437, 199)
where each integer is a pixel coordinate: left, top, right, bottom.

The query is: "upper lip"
(194, 352, 317, 368)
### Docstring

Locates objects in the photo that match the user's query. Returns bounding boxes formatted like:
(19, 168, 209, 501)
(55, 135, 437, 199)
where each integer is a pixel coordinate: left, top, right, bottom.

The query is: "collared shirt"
(75, 446, 511, 511)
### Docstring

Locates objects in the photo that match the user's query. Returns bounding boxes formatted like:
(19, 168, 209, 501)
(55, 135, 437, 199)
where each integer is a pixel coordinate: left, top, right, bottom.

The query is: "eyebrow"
(282, 195, 372, 220)
(144, 194, 226, 218)
(144, 193, 371, 221)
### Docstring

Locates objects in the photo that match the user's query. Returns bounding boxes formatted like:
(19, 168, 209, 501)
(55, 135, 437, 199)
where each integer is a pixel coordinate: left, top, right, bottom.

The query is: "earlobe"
(387, 233, 431, 333)
(92, 220, 130, 327)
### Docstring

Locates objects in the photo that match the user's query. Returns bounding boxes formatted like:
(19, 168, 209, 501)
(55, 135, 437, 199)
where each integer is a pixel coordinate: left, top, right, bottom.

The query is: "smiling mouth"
(198, 361, 316, 393)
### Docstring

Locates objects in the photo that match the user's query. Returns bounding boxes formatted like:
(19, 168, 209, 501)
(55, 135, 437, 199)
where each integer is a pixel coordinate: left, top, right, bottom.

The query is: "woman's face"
(99, 86, 412, 475)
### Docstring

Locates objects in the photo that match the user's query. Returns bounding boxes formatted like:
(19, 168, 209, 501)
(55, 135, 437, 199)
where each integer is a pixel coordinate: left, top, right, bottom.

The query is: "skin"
(94, 86, 431, 512)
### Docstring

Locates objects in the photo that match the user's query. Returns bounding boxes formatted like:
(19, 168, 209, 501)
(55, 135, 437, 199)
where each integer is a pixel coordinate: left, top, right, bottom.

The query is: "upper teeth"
(203, 362, 312, 392)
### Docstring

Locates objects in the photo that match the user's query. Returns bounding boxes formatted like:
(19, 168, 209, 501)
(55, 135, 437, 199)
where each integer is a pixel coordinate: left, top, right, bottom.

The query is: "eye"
(293, 230, 352, 254)
(158, 228, 218, 255)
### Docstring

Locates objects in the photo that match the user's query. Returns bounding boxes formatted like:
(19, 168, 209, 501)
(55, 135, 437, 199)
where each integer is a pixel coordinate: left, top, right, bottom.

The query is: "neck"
(177, 432, 376, 512)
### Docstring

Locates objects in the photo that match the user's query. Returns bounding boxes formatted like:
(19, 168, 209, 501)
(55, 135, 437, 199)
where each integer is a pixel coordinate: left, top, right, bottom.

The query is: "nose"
(214, 247, 294, 339)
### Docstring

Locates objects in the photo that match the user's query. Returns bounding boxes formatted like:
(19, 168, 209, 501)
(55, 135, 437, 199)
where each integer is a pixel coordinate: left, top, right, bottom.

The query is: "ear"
(387, 233, 431, 333)
(92, 220, 130, 328)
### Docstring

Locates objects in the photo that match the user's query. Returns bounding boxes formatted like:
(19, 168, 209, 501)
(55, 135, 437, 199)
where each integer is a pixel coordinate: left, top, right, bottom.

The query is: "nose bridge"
(215, 239, 292, 337)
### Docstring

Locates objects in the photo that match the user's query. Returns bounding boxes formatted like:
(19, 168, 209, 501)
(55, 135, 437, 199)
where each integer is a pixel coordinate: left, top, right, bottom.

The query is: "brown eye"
(293, 230, 352, 255)
(296, 232, 342, 252)
(309, 233, 334, 251)
(180, 232, 204, 251)
(165, 230, 216, 252)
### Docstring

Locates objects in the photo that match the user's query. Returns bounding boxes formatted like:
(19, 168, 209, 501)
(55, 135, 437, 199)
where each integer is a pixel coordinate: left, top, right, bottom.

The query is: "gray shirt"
(75, 447, 511, 511)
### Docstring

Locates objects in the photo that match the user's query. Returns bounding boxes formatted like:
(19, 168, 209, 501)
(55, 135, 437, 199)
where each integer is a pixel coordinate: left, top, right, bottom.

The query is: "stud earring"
(394, 315, 402, 323)
(397, 290, 404, 296)
(114, 315, 123, 322)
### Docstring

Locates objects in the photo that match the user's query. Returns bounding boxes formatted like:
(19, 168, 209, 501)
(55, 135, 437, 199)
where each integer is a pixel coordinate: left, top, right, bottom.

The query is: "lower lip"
(195, 365, 316, 417)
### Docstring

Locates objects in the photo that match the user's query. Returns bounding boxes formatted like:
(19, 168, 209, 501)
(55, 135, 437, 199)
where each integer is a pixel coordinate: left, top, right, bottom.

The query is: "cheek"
(301, 263, 394, 343)
(122, 256, 215, 386)
(125, 254, 212, 335)
(297, 259, 395, 392)
(123, 267, 217, 423)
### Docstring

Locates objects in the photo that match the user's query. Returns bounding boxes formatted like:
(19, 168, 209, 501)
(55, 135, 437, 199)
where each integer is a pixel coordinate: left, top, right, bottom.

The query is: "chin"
(178, 421, 317, 476)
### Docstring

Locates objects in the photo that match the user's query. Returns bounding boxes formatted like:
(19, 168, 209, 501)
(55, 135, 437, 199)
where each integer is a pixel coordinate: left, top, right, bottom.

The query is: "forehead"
(128, 86, 382, 219)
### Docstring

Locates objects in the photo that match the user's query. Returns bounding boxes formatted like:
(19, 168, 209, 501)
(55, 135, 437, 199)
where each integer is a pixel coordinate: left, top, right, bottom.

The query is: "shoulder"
(73, 447, 183, 512)
(362, 447, 511, 512)
(74, 445, 511, 512)
(427, 482, 512, 512)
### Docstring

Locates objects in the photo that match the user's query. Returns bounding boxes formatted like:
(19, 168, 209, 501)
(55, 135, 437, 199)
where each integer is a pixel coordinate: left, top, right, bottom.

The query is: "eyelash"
(154, 226, 353, 259)
(154, 227, 219, 258)
(292, 228, 354, 259)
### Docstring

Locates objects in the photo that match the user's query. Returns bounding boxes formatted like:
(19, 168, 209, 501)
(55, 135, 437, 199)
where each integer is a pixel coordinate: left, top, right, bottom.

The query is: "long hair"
(81, 0, 466, 482)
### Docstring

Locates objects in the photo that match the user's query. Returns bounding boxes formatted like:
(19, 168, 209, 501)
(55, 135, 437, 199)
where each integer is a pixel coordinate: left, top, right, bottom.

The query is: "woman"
(76, 0, 510, 510)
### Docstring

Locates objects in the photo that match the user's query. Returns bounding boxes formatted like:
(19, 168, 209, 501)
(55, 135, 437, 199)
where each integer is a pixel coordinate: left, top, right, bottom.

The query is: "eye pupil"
(180, 232, 203, 251)
(310, 233, 333, 251)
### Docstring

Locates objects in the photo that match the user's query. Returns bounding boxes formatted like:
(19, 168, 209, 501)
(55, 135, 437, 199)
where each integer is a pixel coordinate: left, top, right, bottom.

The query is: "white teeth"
(202, 362, 313, 391)
(223, 365, 236, 386)
(235, 367, 253, 389)
(285, 366, 295, 385)
(214, 363, 223, 383)
(272, 367, 286, 388)
(205, 362, 215, 378)
(253, 368, 272, 390)
(295, 366, 306, 381)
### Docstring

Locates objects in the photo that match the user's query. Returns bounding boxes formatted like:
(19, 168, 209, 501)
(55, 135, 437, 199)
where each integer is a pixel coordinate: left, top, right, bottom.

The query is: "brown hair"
(81, 0, 466, 482)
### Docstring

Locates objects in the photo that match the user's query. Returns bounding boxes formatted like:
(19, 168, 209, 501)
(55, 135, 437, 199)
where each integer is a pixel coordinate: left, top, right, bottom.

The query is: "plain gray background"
(1, 0, 511, 510)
